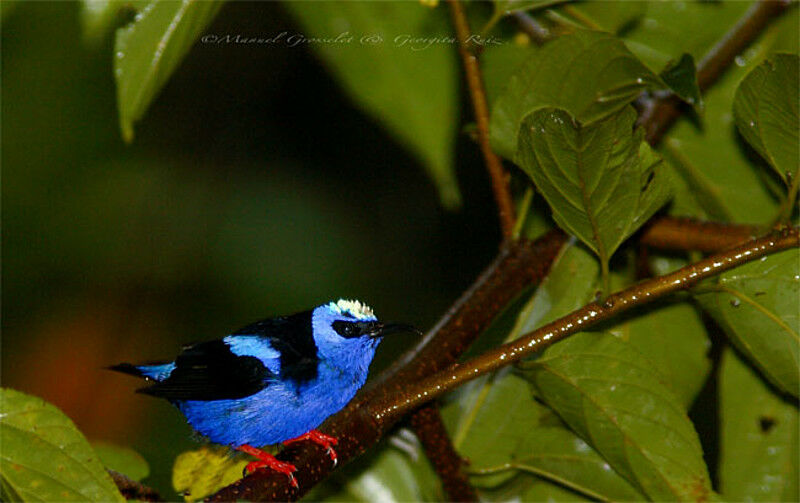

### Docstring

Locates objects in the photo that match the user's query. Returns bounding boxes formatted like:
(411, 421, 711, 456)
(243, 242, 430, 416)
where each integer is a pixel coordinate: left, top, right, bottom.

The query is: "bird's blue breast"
(176, 338, 379, 446)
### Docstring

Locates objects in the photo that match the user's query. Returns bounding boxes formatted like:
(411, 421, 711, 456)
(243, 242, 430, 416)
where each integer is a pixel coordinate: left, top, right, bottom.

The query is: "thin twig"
(640, 0, 792, 145)
(511, 11, 550, 45)
(409, 403, 478, 502)
(108, 470, 163, 502)
(640, 216, 758, 252)
(369, 227, 799, 420)
(447, 0, 516, 238)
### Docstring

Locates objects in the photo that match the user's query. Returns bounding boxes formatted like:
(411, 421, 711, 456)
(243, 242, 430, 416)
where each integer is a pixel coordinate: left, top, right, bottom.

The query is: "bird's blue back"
(123, 300, 382, 447)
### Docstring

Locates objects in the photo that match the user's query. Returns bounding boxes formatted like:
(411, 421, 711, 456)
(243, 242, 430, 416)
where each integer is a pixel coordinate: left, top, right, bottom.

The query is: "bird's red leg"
(236, 444, 298, 488)
(283, 430, 339, 466)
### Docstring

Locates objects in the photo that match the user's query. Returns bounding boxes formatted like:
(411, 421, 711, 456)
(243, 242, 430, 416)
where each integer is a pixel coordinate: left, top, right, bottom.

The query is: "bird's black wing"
(137, 340, 276, 401)
(231, 310, 320, 384)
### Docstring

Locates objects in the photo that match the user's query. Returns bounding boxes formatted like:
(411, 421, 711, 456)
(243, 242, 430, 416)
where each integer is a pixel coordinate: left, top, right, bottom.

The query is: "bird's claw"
(284, 430, 339, 467)
(237, 445, 299, 488)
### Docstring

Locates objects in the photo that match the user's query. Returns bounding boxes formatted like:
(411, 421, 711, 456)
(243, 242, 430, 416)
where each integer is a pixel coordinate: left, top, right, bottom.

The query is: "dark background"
(2, 1, 499, 494)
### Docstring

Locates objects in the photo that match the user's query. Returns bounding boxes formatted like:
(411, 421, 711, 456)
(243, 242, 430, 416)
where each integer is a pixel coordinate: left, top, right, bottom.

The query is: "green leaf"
(719, 349, 799, 501)
(651, 8, 798, 224)
(92, 442, 150, 482)
(114, 0, 224, 142)
(660, 53, 702, 108)
(172, 446, 247, 502)
(466, 405, 645, 500)
(733, 53, 800, 186)
(695, 248, 800, 397)
(319, 440, 442, 503)
(481, 44, 530, 107)
(495, 427, 643, 501)
(285, 3, 460, 208)
(490, 30, 664, 159)
(0, 388, 125, 502)
(515, 106, 672, 270)
(445, 371, 551, 488)
(444, 370, 644, 500)
(515, 241, 600, 334)
(80, 0, 122, 46)
(549, 1, 646, 35)
(493, 0, 570, 16)
(621, 1, 752, 72)
(522, 332, 713, 501)
(608, 301, 711, 408)
(443, 243, 645, 501)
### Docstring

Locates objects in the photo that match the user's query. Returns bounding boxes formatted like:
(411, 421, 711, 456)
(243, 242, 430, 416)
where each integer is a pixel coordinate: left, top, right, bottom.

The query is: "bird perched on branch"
(111, 299, 418, 487)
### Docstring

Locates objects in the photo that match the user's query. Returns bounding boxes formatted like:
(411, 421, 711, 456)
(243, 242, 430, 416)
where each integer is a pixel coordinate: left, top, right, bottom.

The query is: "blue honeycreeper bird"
(110, 299, 418, 487)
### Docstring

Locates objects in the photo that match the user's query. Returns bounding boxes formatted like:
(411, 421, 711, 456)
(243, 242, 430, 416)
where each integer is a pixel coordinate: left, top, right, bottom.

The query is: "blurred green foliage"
(2, 1, 497, 498)
(2, 1, 798, 502)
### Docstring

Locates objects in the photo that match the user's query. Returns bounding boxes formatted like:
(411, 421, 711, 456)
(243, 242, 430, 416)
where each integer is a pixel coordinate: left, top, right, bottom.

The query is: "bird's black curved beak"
(369, 322, 422, 338)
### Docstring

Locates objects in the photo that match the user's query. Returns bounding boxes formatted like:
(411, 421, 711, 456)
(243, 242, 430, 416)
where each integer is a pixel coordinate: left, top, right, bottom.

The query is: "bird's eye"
(332, 321, 361, 338)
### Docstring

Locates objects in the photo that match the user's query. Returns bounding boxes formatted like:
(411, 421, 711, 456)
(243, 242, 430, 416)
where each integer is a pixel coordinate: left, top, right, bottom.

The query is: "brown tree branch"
(210, 226, 797, 502)
(447, 0, 516, 238)
(409, 403, 477, 502)
(208, 231, 567, 502)
(640, 216, 758, 252)
(368, 227, 799, 420)
(640, 0, 792, 145)
(207, 2, 793, 499)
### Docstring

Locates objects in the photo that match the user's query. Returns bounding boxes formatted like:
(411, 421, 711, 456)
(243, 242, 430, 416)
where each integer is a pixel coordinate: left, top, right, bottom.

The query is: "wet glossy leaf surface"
(114, 0, 223, 142)
(490, 30, 664, 158)
(719, 349, 799, 501)
(695, 249, 800, 397)
(0, 388, 125, 502)
(522, 332, 713, 501)
(733, 53, 799, 185)
(516, 106, 672, 265)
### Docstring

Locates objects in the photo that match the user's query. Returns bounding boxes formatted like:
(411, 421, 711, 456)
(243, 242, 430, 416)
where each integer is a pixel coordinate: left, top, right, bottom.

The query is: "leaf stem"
(640, 216, 758, 252)
(600, 258, 611, 298)
(775, 170, 800, 224)
(478, 8, 504, 40)
(511, 187, 535, 239)
(447, 0, 516, 238)
(467, 462, 613, 502)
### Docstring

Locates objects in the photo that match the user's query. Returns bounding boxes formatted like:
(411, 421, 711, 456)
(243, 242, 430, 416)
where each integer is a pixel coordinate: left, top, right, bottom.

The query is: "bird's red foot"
(283, 430, 339, 467)
(236, 444, 298, 488)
